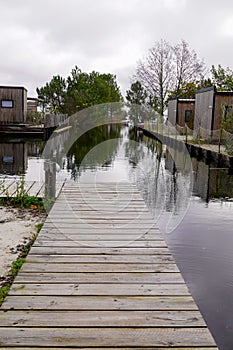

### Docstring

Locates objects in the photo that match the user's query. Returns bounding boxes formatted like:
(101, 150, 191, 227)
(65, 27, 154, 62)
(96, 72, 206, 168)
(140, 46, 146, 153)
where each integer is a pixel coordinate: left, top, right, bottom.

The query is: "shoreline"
(0, 205, 46, 285)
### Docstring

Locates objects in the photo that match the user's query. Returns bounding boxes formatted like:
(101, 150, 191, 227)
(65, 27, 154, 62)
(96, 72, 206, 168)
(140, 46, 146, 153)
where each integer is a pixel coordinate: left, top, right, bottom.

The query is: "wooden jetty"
(0, 182, 218, 348)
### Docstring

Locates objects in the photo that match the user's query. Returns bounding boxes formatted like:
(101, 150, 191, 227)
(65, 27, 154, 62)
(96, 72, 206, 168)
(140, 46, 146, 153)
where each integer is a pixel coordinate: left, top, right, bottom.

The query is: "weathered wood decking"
(0, 182, 218, 349)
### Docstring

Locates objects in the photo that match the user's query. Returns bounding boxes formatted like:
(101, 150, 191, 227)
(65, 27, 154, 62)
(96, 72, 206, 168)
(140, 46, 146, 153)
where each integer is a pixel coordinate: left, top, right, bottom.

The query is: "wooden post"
(218, 128, 222, 154)
(44, 161, 56, 199)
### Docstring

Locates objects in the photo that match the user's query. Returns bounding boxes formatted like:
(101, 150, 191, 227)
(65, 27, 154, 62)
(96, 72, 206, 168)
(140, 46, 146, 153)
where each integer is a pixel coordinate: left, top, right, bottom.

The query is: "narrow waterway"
(1, 125, 233, 349)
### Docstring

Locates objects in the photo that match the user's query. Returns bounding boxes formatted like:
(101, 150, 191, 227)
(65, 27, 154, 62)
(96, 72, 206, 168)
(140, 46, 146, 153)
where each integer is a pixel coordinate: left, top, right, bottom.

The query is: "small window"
(225, 105, 232, 120)
(2, 156, 14, 164)
(1, 100, 14, 108)
(185, 110, 192, 122)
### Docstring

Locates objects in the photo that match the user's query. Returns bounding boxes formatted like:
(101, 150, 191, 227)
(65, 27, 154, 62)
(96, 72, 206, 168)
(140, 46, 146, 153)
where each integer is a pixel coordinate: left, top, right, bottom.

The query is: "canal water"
(0, 124, 233, 349)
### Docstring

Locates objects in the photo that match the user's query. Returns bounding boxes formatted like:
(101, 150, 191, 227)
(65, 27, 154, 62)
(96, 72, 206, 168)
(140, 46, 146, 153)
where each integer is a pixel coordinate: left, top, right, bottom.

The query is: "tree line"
(36, 66, 122, 115)
(36, 39, 233, 118)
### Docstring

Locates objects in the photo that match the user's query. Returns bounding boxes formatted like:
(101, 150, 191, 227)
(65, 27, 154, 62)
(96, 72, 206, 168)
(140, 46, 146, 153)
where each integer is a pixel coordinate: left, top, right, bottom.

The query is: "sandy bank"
(0, 206, 46, 282)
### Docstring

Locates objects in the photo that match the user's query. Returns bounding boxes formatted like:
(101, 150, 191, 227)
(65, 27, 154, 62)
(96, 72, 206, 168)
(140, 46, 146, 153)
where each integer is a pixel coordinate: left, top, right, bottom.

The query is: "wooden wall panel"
(0, 87, 27, 124)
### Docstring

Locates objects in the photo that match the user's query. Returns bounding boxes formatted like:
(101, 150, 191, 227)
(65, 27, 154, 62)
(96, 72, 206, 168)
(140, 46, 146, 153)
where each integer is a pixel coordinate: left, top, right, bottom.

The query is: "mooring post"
(44, 160, 56, 199)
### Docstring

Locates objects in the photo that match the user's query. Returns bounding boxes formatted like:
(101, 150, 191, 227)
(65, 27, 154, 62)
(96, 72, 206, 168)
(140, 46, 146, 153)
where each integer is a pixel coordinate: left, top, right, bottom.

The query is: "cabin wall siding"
(168, 99, 195, 128)
(0, 87, 27, 124)
(177, 101, 195, 127)
(214, 94, 233, 130)
(194, 88, 215, 131)
(168, 99, 177, 126)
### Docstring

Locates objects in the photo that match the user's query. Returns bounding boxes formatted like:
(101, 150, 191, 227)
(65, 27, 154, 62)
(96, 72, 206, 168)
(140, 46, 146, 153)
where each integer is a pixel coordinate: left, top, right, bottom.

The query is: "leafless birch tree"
(173, 39, 206, 96)
(134, 39, 206, 116)
(136, 39, 173, 116)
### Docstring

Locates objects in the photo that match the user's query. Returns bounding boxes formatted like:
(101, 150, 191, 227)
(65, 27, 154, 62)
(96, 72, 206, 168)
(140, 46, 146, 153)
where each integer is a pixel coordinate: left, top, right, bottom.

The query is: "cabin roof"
(0, 85, 27, 91)
(178, 98, 195, 102)
(168, 97, 195, 102)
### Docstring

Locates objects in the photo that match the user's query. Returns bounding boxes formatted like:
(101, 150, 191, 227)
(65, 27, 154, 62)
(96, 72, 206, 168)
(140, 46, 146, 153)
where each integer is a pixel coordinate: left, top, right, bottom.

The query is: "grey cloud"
(0, 0, 232, 96)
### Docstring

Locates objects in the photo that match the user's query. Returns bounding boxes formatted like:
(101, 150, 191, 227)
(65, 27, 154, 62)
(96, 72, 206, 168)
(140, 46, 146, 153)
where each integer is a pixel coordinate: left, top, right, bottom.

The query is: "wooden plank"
(62, 193, 142, 196)
(68, 193, 145, 196)
(0, 327, 217, 347)
(37, 233, 164, 241)
(40, 226, 161, 234)
(1, 180, 22, 196)
(55, 200, 146, 205)
(15, 272, 184, 284)
(1, 295, 199, 311)
(0, 179, 15, 195)
(56, 195, 145, 200)
(36, 229, 162, 238)
(52, 204, 148, 210)
(58, 194, 144, 200)
(63, 183, 137, 188)
(59, 188, 140, 192)
(22, 180, 35, 194)
(48, 213, 153, 219)
(0, 348, 218, 350)
(41, 224, 159, 231)
(36, 183, 45, 197)
(45, 219, 156, 226)
(48, 204, 150, 212)
(62, 186, 139, 190)
(40, 225, 160, 233)
(0, 310, 206, 327)
(9, 283, 190, 296)
(51, 210, 151, 215)
(33, 240, 168, 248)
(26, 182, 44, 197)
(61, 188, 140, 193)
(38, 234, 162, 241)
(29, 247, 170, 255)
(20, 262, 179, 273)
(25, 254, 175, 264)
(53, 203, 148, 209)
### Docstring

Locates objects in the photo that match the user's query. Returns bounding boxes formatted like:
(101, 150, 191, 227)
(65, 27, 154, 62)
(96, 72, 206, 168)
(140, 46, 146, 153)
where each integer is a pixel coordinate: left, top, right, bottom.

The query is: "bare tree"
(134, 39, 206, 116)
(173, 40, 206, 96)
(135, 39, 173, 116)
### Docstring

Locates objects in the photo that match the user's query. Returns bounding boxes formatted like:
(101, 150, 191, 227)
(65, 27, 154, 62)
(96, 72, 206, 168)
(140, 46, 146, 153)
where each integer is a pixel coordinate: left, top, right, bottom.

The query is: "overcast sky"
(0, 0, 233, 97)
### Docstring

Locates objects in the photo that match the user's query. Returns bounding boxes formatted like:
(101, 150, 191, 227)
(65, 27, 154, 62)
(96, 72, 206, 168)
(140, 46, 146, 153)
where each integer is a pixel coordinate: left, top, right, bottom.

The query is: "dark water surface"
(166, 198, 233, 350)
(1, 125, 233, 349)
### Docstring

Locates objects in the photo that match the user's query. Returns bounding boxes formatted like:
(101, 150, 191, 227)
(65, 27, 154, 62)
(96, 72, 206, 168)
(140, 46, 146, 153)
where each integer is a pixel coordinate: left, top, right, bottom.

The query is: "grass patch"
(0, 194, 45, 211)
(0, 176, 45, 211)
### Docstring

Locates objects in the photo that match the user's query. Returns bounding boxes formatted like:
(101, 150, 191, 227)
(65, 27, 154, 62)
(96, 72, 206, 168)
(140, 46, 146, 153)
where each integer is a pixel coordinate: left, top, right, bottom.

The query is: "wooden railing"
(44, 114, 68, 129)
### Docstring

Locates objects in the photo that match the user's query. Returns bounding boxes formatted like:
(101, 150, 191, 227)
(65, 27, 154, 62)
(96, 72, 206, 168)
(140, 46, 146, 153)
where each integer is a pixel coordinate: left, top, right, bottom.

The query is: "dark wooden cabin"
(194, 86, 233, 132)
(0, 86, 27, 124)
(168, 98, 195, 128)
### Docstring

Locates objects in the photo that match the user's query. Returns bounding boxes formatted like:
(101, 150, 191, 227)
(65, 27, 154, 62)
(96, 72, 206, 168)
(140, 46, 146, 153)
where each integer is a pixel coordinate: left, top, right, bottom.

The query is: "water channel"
(0, 124, 233, 349)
